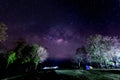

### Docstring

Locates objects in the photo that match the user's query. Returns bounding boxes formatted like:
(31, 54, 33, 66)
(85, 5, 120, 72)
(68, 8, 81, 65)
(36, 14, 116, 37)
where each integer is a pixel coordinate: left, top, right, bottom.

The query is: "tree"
(73, 34, 120, 68)
(0, 23, 8, 57)
(21, 45, 32, 64)
(6, 51, 16, 68)
(21, 44, 48, 70)
(14, 41, 48, 71)
(73, 46, 91, 68)
(21, 44, 49, 70)
(14, 38, 27, 59)
(37, 46, 48, 63)
(104, 37, 120, 67)
(85, 34, 120, 68)
(0, 23, 7, 42)
(32, 45, 48, 70)
(10, 39, 32, 72)
(6, 37, 49, 72)
(0, 23, 8, 67)
(85, 34, 112, 68)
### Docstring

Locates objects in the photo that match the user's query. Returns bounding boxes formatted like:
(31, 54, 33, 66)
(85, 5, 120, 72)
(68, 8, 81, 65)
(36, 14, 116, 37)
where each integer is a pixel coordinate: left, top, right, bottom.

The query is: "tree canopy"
(73, 34, 120, 68)
(0, 23, 7, 42)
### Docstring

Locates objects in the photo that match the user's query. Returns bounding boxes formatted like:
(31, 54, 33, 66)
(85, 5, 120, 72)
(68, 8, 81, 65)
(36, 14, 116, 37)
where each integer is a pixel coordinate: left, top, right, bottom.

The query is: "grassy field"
(55, 69, 120, 80)
(1, 69, 120, 80)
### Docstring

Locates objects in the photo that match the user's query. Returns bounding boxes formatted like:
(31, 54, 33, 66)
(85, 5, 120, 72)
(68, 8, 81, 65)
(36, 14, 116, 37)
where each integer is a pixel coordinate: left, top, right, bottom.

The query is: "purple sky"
(1, 0, 120, 59)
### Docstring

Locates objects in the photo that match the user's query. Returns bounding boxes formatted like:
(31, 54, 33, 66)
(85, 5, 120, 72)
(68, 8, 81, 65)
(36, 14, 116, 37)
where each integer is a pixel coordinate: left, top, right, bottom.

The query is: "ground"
(55, 69, 120, 80)
(1, 69, 120, 80)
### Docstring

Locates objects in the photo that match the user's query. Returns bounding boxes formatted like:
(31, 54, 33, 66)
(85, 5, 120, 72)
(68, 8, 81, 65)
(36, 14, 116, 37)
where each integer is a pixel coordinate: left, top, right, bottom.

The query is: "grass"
(55, 69, 120, 80)
(1, 69, 120, 80)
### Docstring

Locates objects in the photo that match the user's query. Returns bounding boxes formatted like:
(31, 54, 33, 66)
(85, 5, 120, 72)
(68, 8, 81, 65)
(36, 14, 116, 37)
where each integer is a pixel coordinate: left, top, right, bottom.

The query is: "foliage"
(0, 23, 7, 42)
(73, 34, 120, 68)
(14, 38, 27, 59)
(7, 51, 16, 65)
(31, 45, 48, 68)
(20, 45, 32, 64)
(73, 46, 91, 68)
(13, 40, 48, 70)
(30, 44, 39, 64)
(37, 46, 48, 63)
(104, 37, 120, 67)
(85, 34, 113, 67)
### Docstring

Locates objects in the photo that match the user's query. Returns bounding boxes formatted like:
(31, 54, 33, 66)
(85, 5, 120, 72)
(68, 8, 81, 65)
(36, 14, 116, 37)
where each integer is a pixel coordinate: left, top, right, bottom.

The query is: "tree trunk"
(78, 62, 80, 68)
(114, 61, 116, 68)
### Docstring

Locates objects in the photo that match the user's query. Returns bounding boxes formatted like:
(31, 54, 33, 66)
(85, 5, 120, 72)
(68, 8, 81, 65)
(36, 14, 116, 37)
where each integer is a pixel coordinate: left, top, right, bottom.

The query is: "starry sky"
(1, 0, 120, 59)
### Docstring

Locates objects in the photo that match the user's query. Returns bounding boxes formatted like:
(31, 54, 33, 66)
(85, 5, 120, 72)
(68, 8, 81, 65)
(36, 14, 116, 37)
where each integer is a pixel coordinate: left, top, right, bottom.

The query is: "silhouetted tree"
(73, 46, 91, 68)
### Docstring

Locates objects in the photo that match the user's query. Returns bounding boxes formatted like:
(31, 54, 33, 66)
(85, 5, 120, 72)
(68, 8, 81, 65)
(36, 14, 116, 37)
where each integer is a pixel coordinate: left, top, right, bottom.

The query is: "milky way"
(24, 25, 85, 59)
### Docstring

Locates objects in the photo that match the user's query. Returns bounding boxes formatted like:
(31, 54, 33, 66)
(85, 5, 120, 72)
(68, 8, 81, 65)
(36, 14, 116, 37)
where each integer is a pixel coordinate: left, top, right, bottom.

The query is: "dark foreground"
(1, 69, 120, 80)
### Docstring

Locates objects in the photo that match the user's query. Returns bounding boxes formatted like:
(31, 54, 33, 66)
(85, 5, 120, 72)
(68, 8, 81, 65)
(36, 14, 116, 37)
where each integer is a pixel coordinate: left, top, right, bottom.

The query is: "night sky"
(1, 0, 120, 59)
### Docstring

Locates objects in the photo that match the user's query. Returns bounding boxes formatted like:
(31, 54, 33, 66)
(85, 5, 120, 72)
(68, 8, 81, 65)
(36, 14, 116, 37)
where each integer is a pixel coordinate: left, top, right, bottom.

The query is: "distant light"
(43, 66, 58, 69)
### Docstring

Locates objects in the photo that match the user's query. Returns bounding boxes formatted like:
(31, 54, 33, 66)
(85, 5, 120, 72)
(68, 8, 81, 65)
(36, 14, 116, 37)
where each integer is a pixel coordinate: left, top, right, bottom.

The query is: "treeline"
(0, 39, 48, 78)
(0, 23, 48, 78)
(72, 34, 120, 69)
